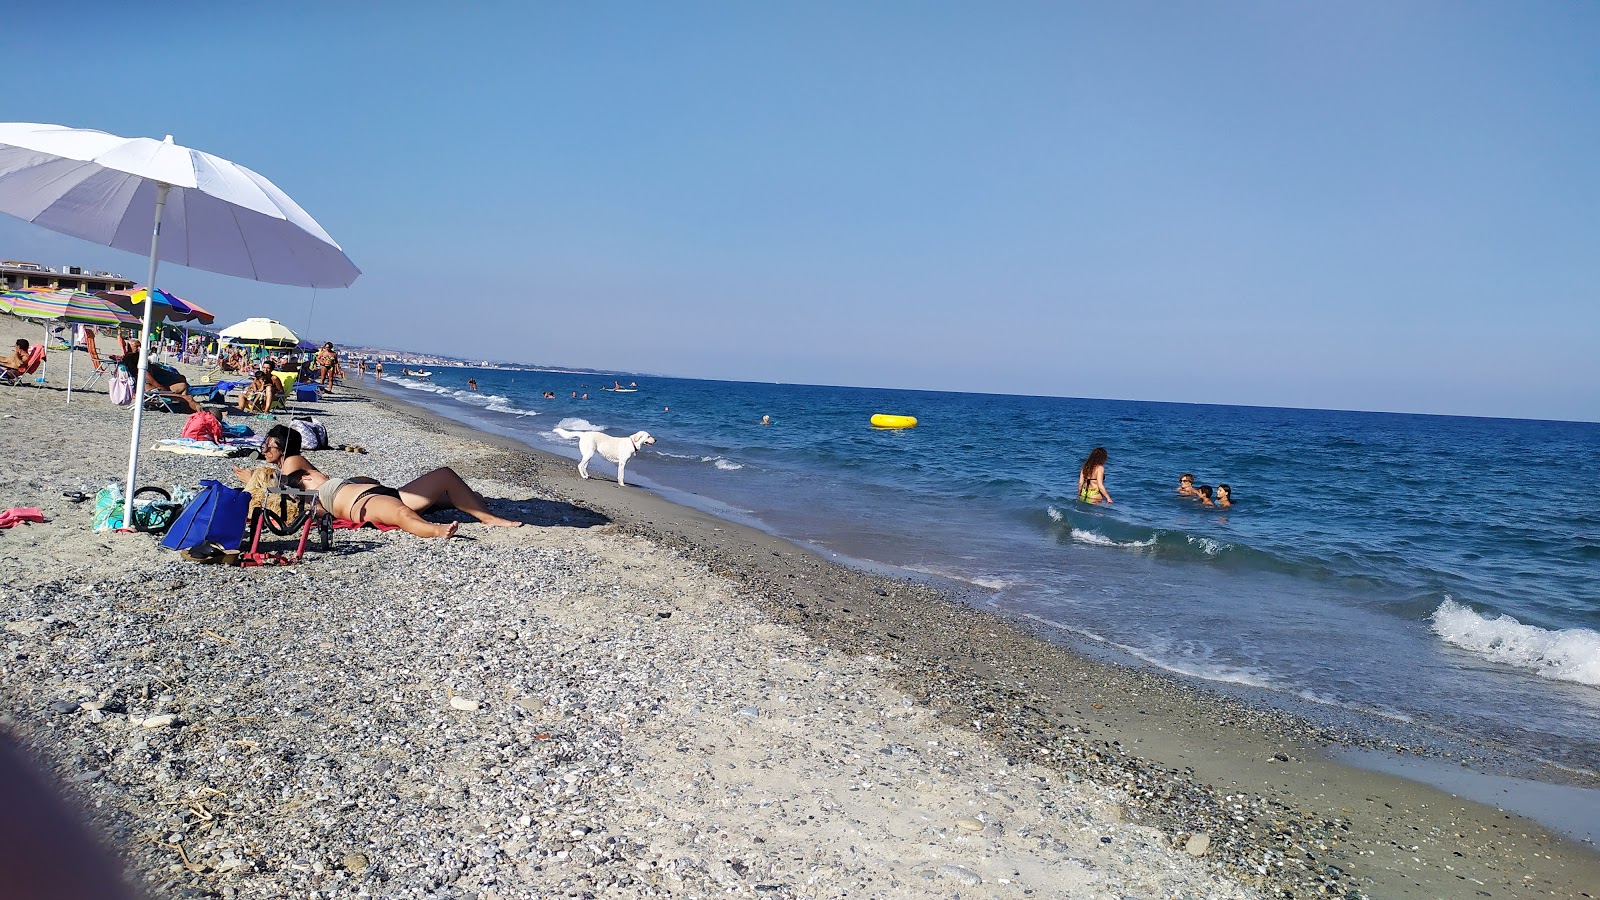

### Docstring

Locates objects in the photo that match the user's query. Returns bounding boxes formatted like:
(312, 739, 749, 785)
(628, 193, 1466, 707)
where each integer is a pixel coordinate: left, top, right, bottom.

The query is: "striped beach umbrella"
(0, 287, 140, 328)
(0, 288, 140, 402)
(98, 285, 216, 326)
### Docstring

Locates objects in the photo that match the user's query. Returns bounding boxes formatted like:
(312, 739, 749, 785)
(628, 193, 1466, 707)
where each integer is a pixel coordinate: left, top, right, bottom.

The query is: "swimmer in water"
(1177, 473, 1197, 496)
(760, 415, 772, 425)
(1215, 484, 1233, 508)
(1195, 484, 1216, 508)
(467, 378, 478, 391)
(1076, 447, 1112, 505)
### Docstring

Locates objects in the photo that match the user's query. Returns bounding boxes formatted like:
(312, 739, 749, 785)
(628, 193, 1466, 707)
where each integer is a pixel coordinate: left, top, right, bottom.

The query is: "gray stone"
(449, 697, 481, 712)
(936, 864, 982, 886)
(1184, 832, 1211, 856)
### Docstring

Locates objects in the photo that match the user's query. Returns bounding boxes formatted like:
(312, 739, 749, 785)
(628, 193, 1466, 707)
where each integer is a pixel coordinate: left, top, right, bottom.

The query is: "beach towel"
(331, 518, 399, 532)
(181, 410, 224, 442)
(155, 439, 234, 457)
(0, 508, 44, 528)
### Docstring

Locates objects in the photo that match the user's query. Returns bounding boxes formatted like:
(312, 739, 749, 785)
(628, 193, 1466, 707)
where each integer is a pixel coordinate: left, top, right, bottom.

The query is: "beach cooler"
(295, 382, 321, 402)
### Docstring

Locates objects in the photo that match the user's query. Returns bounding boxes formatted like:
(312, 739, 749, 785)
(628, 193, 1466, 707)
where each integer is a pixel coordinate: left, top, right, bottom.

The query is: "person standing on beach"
(1077, 447, 1113, 505)
(315, 342, 339, 390)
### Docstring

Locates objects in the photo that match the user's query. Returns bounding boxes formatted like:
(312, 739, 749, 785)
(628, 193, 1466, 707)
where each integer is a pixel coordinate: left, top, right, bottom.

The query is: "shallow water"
(372, 369, 1600, 773)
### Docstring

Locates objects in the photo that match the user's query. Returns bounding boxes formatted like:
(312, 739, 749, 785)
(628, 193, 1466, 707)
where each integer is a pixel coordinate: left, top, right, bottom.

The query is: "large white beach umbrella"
(219, 317, 299, 347)
(0, 122, 359, 509)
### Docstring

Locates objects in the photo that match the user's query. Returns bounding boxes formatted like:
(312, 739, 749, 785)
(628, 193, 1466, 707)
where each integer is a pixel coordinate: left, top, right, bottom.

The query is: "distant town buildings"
(0, 259, 136, 293)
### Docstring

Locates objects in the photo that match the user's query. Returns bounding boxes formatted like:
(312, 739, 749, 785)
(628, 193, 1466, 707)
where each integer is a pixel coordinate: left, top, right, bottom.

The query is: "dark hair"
(121, 349, 140, 373)
(15, 339, 28, 352)
(1080, 447, 1108, 481)
(266, 424, 302, 457)
(1180, 472, 1194, 482)
(1196, 484, 1214, 500)
(1217, 483, 1232, 497)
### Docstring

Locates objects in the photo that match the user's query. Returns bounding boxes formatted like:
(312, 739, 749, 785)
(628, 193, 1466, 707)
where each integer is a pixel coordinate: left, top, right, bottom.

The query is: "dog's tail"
(552, 428, 582, 441)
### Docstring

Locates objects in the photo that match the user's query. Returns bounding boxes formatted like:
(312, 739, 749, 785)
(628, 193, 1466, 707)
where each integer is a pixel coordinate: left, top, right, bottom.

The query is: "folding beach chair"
(77, 330, 113, 392)
(241, 475, 333, 567)
(0, 346, 46, 387)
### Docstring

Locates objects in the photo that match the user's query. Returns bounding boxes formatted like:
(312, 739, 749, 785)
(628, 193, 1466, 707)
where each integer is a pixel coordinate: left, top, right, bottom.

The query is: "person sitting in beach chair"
(239, 371, 274, 414)
(121, 349, 201, 413)
(0, 342, 46, 387)
(1, 339, 30, 375)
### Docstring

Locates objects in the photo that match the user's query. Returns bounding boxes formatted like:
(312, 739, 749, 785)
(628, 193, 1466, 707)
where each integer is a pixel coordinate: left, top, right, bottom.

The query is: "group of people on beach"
(1076, 448, 1233, 509)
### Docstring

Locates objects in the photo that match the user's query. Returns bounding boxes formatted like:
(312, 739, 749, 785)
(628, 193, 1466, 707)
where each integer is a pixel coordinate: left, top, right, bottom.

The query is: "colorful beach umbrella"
(219, 317, 299, 347)
(98, 286, 216, 326)
(0, 288, 140, 402)
(0, 122, 358, 508)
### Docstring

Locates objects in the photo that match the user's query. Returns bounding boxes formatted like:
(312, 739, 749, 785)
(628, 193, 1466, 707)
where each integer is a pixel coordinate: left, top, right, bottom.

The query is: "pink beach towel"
(331, 518, 399, 532)
(0, 508, 45, 528)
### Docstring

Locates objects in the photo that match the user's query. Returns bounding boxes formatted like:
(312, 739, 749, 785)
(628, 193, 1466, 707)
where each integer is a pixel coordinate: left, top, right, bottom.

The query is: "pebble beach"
(2, 333, 1598, 899)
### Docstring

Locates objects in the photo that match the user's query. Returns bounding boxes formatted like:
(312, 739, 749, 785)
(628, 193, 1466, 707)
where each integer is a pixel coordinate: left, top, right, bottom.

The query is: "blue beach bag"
(160, 479, 251, 552)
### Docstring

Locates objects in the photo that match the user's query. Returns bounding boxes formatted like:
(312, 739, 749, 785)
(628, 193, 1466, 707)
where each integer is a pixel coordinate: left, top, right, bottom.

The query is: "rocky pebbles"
(1, 384, 1257, 898)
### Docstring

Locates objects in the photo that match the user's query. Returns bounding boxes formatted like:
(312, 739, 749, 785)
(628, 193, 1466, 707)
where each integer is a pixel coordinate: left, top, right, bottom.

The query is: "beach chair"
(78, 330, 113, 392)
(0, 346, 46, 387)
(242, 475, 333, 567)
(270, 372, 296, 412)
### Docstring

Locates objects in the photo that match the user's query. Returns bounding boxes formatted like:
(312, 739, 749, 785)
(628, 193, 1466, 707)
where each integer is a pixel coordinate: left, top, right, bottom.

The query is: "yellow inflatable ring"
(871, 414, 918, 429)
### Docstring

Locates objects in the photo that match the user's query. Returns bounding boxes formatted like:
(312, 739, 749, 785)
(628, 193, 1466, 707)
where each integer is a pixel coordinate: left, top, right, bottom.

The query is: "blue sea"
(373, 368, 1600, 777)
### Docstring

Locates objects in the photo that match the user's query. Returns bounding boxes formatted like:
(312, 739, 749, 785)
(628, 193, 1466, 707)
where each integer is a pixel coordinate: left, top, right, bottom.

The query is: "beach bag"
(290, 416, 329, 451)
(109, 368, 135, 406)
(160, 479, 250, 552)
(181, 410, 224, 442)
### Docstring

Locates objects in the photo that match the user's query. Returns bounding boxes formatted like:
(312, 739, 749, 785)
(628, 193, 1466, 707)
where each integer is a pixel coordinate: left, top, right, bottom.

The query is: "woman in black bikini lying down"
(291, 467, 522, 538)
(238, 427, 521, 538)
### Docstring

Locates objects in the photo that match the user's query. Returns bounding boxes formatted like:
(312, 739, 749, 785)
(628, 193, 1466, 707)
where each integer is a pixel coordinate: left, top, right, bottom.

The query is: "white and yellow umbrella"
(218, 317, 300, 348)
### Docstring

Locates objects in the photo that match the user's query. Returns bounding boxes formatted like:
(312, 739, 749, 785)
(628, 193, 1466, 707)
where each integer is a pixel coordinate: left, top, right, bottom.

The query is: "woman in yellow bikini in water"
(1077, 446, 1113, 505)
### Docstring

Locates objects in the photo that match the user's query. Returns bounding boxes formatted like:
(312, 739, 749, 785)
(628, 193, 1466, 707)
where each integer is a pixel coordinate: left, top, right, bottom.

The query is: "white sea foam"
(1431, 598, 1600, 687)
(705, 456, 743, 471)
(1046, 505, 1064, 522)
(554, 417, 603, 432)
(1070, 529, 1156, 549)
(390, 377, 451, 395)
(1185, 534, 1229, 556)
(903, 565, 1012, 590)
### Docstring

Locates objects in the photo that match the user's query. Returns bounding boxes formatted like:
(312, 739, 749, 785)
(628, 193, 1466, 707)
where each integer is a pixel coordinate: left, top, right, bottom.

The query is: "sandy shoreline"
(0, 333, 1596, 898)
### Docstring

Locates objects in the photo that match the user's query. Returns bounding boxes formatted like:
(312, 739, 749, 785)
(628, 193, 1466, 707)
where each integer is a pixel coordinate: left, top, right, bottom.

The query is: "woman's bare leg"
(397, 468, 521, 527)
(359, 495, 457, 539)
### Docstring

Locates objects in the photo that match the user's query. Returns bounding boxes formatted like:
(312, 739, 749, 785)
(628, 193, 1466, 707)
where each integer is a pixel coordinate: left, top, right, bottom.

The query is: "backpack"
(160, 479, 251, 552)
(290, 417, 329, 451)
(109, 368, 135, 406)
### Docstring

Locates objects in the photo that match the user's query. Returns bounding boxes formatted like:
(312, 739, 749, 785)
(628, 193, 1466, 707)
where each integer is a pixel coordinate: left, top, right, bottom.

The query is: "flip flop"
(62, 491, 89, 503)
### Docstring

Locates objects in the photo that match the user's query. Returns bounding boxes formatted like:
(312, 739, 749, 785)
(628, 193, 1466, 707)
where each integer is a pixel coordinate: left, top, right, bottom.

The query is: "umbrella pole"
(123, 182, 170, 508)
(66, 324, 75, 404)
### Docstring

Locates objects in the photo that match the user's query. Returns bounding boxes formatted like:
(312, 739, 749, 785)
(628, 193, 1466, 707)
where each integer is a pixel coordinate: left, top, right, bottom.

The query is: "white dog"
(552, 428, 655, 486)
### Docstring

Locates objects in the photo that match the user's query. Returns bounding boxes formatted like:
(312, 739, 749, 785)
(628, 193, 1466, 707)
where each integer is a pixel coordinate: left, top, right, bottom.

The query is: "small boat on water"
(403, 369, 432, 378)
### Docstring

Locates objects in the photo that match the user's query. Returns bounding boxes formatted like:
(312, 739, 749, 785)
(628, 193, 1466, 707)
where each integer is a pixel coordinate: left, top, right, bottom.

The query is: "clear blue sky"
(3, 1, 1596, 421)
